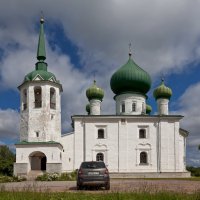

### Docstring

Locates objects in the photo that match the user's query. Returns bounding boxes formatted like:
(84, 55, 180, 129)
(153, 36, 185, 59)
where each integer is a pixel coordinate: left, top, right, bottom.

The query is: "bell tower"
(18, 17, 63, 142)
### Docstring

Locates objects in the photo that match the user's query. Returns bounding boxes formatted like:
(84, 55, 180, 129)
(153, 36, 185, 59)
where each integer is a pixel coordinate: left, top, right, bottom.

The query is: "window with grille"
(140, 152, 148, 164)
(132, 102, 136, 112)
(96, 153, 104, 161)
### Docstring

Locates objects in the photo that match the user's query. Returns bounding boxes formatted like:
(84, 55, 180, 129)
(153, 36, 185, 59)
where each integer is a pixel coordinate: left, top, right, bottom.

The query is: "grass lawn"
(0, 191, 200, 200)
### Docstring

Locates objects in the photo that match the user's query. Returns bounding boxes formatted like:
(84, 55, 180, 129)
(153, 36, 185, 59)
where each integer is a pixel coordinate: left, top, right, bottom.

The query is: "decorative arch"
(92, 144, 108, 164)
(29, 151, 47, 171)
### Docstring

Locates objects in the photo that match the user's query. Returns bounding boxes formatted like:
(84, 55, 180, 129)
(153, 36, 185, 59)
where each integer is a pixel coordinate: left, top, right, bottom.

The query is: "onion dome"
(86, 80, 104, 101)
(86, 104, 90, 115)
(23, 17, 59, 84)
(146, 104, 152, 115)
(110, 52, 151, 96)
(153, 79, 172, 100)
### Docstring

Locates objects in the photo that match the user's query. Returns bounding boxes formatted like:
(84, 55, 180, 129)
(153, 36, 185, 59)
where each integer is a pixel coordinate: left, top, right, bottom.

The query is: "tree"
(0, 145, 15, 176)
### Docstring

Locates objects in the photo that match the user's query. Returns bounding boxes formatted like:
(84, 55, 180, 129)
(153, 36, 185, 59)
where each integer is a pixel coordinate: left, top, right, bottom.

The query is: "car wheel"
(105, 182, 110, 190)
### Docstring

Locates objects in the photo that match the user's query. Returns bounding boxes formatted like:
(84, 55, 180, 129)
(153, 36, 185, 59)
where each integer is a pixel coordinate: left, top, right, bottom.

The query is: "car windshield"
(81, 162, 106, 169)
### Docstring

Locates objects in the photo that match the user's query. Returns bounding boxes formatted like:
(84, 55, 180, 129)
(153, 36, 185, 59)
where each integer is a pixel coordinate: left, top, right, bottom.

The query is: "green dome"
(153, 80, 172, 100)
(86, 80, 104, 101)
(110, 56, 151, 96)
(86, 104, 90, 114)
(24, 63, 58, 82)
(146, 104, 152, 114)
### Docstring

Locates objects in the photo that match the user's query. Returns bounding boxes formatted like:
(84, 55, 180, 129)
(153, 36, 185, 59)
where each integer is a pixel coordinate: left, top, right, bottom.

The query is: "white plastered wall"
(19, 82, 61, 143)
(115, 93, 146, 115)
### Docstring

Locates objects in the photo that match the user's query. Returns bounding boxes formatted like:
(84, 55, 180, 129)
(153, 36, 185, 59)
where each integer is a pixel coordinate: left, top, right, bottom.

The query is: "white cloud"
(176, 83, 200, 148)
(0, 1, 200, 78)
(0, 109, 19, 140)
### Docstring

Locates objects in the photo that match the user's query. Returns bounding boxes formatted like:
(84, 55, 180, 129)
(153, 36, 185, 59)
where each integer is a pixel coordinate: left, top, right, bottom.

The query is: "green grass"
(0, 190, 200, 200)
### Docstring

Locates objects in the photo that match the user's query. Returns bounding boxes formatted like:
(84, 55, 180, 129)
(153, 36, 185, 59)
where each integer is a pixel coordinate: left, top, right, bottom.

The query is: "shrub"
(0, 146, 15, 176)
(36, 171, 77, 181)
(187, 166, 200, 177)
(0, 175, 26, 183)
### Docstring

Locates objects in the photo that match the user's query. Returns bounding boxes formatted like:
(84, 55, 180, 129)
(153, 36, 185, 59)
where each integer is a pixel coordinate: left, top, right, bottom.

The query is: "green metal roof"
(16, 141, 62, 145)
(37, 18, 46, 61)
(86, 80, 104, 101)
(110, 55, 151, 96)
(22, 17, 60, 85)
(153, 79, 172, 100)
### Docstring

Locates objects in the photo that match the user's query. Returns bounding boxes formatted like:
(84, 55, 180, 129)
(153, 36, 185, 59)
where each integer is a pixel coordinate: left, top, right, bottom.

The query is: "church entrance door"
(29, 151, 47, 171)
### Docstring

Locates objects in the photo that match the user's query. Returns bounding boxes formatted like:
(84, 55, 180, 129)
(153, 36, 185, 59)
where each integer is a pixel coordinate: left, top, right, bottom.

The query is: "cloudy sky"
(0, 0, 200, 166)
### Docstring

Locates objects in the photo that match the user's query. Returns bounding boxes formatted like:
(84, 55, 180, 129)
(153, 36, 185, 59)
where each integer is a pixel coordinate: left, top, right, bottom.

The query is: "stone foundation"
(110, 172, 191, 178)
(46, 163, 62, 174)
(14, 163, 28, 176)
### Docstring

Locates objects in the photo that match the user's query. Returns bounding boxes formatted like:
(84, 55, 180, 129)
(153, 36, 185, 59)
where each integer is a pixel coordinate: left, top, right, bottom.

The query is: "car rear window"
(81, 162, 106, 169)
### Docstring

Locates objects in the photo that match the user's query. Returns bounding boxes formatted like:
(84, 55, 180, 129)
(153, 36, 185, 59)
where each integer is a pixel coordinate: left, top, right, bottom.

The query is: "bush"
(187, 166, 200, 177)
(36, 171, 77, 181)
(0, 146, 15, 176)
(0, 175, 26, 183)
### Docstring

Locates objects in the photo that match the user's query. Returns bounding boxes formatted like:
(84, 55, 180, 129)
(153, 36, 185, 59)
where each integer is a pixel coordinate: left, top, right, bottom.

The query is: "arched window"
(98, 129, 104, 139)
(50, 88, 56, 109)
(139, 129, 146, 139)
(34, 86, 42, 108)
(96, 153, 104, 161)
(140, 152, 148, 164)
(22, 89, 27, 110)
(132, 102, 136, 112)
(121, 102, 125, 113)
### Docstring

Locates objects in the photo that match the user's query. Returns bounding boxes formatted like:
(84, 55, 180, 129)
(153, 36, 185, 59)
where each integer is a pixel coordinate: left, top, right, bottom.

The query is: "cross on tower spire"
(129, 42, 132, 57)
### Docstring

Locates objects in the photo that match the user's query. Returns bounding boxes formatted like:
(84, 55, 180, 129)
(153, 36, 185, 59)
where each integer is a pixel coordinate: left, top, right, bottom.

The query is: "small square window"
(98, 129, 104, 139)
(36, 132, 39, 137)
(139, 129, 146, 139)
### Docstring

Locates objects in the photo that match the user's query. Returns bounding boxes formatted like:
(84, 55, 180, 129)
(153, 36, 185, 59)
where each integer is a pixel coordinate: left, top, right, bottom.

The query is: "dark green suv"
(77, 161, 110, 190)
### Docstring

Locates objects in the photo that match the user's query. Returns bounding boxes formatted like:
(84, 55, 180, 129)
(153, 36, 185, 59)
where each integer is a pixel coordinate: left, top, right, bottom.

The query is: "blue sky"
(0, 0, 200, 166)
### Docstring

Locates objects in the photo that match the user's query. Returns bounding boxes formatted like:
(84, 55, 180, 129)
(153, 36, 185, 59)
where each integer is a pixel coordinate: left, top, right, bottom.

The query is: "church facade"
(14, 18, 190, 178)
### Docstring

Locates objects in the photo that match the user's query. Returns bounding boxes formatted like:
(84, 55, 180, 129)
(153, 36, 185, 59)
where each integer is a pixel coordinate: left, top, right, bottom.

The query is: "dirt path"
(1, 179, 200, 193)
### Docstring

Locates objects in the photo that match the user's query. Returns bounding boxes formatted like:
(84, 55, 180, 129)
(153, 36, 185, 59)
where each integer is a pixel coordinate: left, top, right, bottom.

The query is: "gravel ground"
(1, 179, 200, 193)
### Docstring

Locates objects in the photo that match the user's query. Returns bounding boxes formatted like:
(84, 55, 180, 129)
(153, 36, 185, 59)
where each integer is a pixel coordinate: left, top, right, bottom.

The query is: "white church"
(14, 18, 190, 178)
